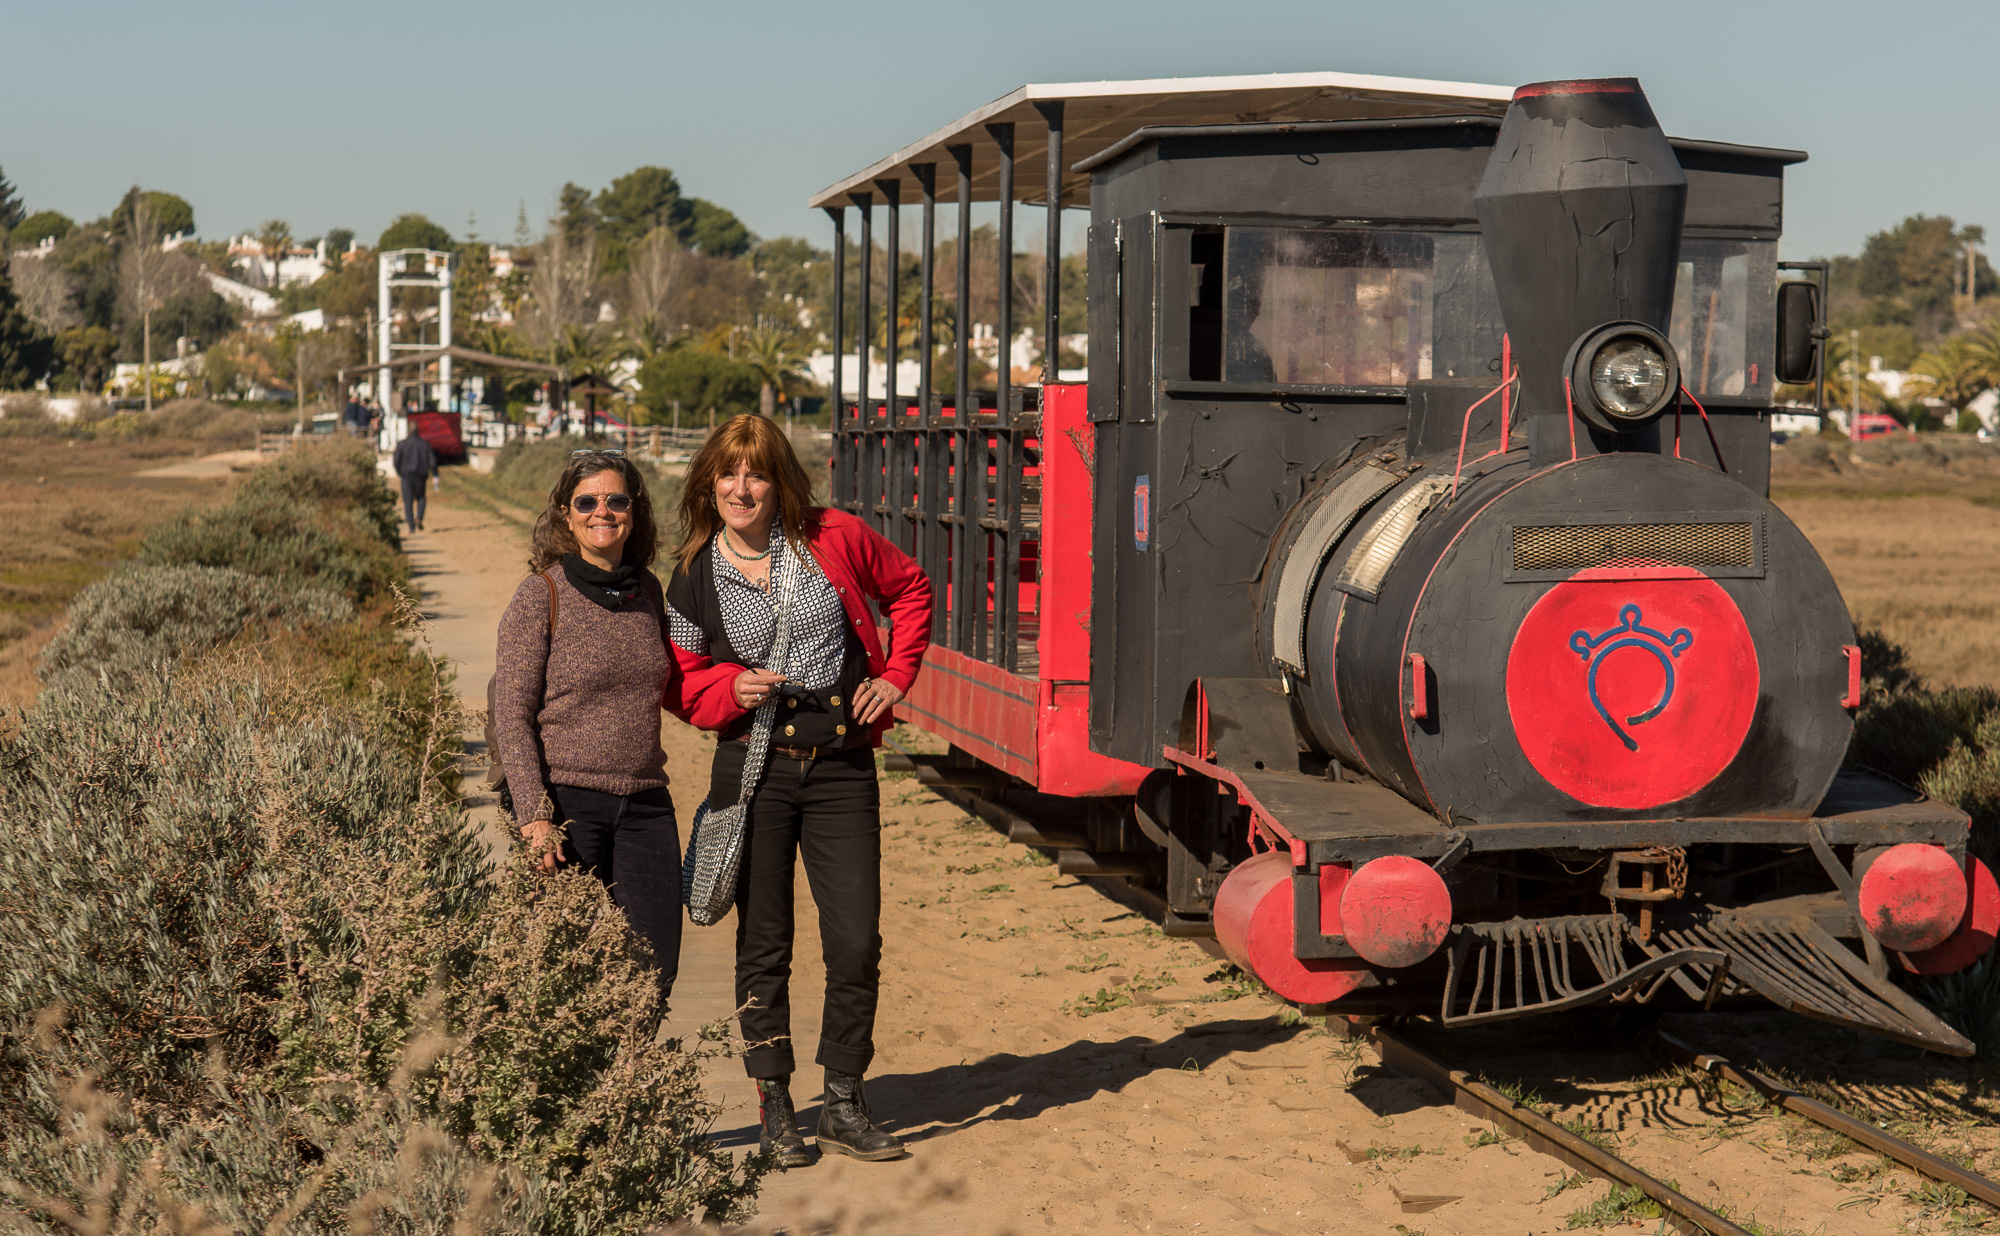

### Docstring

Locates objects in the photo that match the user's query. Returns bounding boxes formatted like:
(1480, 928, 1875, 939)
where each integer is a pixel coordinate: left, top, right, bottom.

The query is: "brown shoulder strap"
(643, 570, 672, 655)
(542, 570, 559, 638)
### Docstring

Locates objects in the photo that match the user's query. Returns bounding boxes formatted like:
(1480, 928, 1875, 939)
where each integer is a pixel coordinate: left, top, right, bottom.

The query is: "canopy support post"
(948, 144, 973, 654)
(1034, 99, 1064, 384)
(823, 204, 847, 508)
(915, 164, 936, 418)
(914, 163, 943, 637)
(851, 191, 874, 430)
(987, 122, 1015, 429)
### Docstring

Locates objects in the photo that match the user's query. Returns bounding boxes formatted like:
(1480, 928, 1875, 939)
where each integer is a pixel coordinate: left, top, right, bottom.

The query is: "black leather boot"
(756, 1078, 811, 1168)
(816, 1069, 905, 1161)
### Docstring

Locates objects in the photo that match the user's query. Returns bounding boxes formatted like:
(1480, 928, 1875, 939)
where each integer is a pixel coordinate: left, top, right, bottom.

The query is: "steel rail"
(1651, 1029, 2000, 1210)
(1363, 1024, 1752, 1236)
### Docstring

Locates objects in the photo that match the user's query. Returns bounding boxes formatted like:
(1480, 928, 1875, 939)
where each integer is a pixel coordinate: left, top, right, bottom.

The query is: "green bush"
(38, 563, 351, 692)
(2, 423, 761, 1231)
(487, 438, 682, 517)
(0, 656, 758, 1232)
(140, 441, 407, 604)
(1849, 630, 2000, 868)
(240, 436, 403, 550)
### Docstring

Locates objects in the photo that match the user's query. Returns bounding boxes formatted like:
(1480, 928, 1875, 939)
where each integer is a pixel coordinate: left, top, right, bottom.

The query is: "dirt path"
(413, 483, 1937, 1236)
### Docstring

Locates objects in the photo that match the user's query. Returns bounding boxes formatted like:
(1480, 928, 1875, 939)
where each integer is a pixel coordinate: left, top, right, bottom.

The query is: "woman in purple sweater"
(492, 450, 680, 998)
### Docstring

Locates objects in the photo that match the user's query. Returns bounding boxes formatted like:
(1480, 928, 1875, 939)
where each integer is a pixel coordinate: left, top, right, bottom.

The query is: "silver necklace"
(723, 527, 773, 561)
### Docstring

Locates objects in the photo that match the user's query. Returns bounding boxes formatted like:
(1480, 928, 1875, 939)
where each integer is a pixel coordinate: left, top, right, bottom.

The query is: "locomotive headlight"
(1565, 322, 1681, 433)
(1591, 339, 1670, 417)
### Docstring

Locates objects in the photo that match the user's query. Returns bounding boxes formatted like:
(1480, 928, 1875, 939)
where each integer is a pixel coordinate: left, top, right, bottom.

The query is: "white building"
(204, 271, 278, 316)
(227, 235, 356, 288)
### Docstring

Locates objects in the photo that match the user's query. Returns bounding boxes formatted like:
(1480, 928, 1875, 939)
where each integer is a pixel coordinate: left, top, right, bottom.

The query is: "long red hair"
(672, 413, 820, 571)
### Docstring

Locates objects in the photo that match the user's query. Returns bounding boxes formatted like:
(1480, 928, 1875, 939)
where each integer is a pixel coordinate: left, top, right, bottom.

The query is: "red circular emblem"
(1505, 563, 1759, 809)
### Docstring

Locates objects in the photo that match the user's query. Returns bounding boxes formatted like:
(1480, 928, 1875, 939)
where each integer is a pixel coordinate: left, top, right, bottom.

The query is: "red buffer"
(1858, 844, 1969, 953)
(1340, 856, 1452, 969)
(1900, 858, 2000, 976)
(1212, 852, 1370, 1004)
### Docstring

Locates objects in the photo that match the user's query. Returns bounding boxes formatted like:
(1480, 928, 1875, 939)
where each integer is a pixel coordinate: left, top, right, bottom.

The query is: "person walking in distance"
(492, 450, 682, 1006)
(665, 414, 931, 1168)
(393, 426, 439, 532)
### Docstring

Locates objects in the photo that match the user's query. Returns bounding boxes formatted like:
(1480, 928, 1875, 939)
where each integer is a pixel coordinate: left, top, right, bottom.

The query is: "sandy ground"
(411, 479, 1960, 1236)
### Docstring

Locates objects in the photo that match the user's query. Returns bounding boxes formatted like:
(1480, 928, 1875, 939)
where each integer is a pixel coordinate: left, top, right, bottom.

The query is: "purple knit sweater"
(493, 569, 671, 823)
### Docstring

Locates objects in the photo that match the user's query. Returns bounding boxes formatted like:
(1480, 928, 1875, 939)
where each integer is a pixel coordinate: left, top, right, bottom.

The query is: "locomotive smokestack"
(1474, 79, 1687, 468)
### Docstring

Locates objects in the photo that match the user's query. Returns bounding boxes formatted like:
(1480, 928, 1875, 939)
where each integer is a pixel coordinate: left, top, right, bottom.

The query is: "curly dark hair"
(528, 452, 659, 574)
(673, 414, 820, 571)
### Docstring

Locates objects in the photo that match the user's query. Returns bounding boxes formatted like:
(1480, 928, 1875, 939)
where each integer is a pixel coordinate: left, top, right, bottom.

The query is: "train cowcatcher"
(808, 71, 1996, 1053)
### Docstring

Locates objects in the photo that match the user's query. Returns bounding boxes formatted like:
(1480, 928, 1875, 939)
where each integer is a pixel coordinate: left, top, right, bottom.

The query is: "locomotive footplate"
(1182, 759, 1969, 869)
(1436, 897, 1976, 1057)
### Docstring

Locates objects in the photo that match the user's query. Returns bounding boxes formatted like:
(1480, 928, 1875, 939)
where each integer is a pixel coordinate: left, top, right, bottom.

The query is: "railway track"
(886, 739, 2000, 1233)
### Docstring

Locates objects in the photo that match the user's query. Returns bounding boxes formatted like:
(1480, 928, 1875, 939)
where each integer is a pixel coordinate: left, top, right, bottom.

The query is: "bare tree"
(120, 204, 210, 411)
(622, 226, 683, 324)
(521, 222, 598, 351)
(122, 199, 165, 411)
(8, 256, 80, 335)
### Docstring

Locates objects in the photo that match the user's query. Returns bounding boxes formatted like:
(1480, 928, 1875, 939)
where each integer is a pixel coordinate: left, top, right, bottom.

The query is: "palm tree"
(551, 323, 628, 384)
(740, 318, 811, 417)
(1965, 319, 2000, 391)
(619, 313, 673, 364)
(257, 219, 293, 289)
(1779, 332, 1887, 418)
(1904, 335, 1991, 427)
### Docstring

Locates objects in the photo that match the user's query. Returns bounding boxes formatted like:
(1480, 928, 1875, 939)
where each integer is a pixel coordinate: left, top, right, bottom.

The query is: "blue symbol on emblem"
(1568, 605, 1694, 752)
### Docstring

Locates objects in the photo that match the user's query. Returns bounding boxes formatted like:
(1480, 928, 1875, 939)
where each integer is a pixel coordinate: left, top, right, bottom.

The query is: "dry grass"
(0, 438, 234, 708)
(1774, 436, 2000, 691)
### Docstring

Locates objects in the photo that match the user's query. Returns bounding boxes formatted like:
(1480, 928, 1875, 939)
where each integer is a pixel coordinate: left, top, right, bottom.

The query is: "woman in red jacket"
(664, 414, 931, 1169)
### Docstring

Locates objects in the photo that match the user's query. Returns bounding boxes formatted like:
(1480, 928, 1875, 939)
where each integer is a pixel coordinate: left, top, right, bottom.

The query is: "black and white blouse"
(666, 533, 850, 690)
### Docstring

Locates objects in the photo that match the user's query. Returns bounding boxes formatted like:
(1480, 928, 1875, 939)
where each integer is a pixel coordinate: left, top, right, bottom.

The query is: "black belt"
(728, 737, 866, 760)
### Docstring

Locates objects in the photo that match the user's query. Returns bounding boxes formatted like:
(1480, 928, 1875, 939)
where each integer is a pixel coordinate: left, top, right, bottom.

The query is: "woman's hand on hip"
(734, 669, 787, 711)
(853, 677, 905, 726)
(522, 818, 562, 873)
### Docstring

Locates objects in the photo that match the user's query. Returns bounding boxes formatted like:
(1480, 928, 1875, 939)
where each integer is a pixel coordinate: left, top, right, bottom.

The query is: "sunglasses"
(570, 448, 625, 458)
(570, 493, 633, 515)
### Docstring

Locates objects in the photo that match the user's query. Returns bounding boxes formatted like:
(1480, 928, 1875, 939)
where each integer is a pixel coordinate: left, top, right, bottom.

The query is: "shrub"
(139, 441, 407, 603)
(37, 563, 351, 692)
(239, 436, 403, 550)
(0, 653, 758, 1232)
(1849, 629, 2000, 868)
(487, 438, 682, 521)
(0, 393, 61, 439)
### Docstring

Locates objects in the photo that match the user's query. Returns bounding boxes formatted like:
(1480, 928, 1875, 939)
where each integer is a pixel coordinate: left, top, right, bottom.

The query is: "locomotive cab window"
(1224, 228, 1436, 387)
(1670, 239, 1776, 398)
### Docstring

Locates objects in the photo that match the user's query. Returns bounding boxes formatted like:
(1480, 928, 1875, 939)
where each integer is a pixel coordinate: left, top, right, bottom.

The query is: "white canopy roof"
(806, 71, 1515, 211)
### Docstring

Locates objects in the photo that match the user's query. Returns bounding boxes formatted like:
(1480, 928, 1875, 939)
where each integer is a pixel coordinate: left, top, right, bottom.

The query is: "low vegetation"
(139, 436, 407, 603)
(0, 438, 761, 1232)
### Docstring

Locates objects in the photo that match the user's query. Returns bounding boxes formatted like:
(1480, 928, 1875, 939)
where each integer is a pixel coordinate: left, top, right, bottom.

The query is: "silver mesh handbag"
(681, 537, 802, 926)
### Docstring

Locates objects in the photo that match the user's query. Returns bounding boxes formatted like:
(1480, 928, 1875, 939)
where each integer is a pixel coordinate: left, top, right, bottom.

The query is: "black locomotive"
(814, 74, 1993, 1051)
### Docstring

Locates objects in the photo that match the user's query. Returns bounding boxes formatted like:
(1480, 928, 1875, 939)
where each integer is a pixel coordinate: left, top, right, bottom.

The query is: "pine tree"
(0, 166, 24, 238)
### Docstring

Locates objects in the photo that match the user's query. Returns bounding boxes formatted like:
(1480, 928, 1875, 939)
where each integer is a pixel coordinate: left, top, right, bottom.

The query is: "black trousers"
(546, 784, 683, 1001)
(399, 474, 428, 530)
(712, 742, 882, 1080)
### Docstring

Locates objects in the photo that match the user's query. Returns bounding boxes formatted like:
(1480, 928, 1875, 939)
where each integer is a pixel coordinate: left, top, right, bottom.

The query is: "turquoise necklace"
(723, 526, 774, 561)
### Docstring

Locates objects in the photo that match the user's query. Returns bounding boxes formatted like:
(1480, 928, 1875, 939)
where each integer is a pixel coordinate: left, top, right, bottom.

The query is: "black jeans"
(712, 742, 881, 1079)
(547, 784, 683, 1001)
(399, 474, 428, 530)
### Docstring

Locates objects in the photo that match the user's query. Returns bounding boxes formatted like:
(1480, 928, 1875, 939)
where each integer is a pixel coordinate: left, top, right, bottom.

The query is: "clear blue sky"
(6, 0, 1994, 261)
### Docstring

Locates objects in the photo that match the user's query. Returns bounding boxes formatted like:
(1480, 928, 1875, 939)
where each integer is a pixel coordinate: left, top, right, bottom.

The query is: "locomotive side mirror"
(1776, 281, 1821, 386)
(1563, 322, 1681, 434)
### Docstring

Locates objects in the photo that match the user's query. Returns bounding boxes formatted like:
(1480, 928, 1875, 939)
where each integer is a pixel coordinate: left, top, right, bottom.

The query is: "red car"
(1851, 412, 1911, 442)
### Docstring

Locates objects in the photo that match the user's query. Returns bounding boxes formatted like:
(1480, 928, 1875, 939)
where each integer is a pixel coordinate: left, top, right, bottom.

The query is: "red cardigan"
(665, 508, 933, 744)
